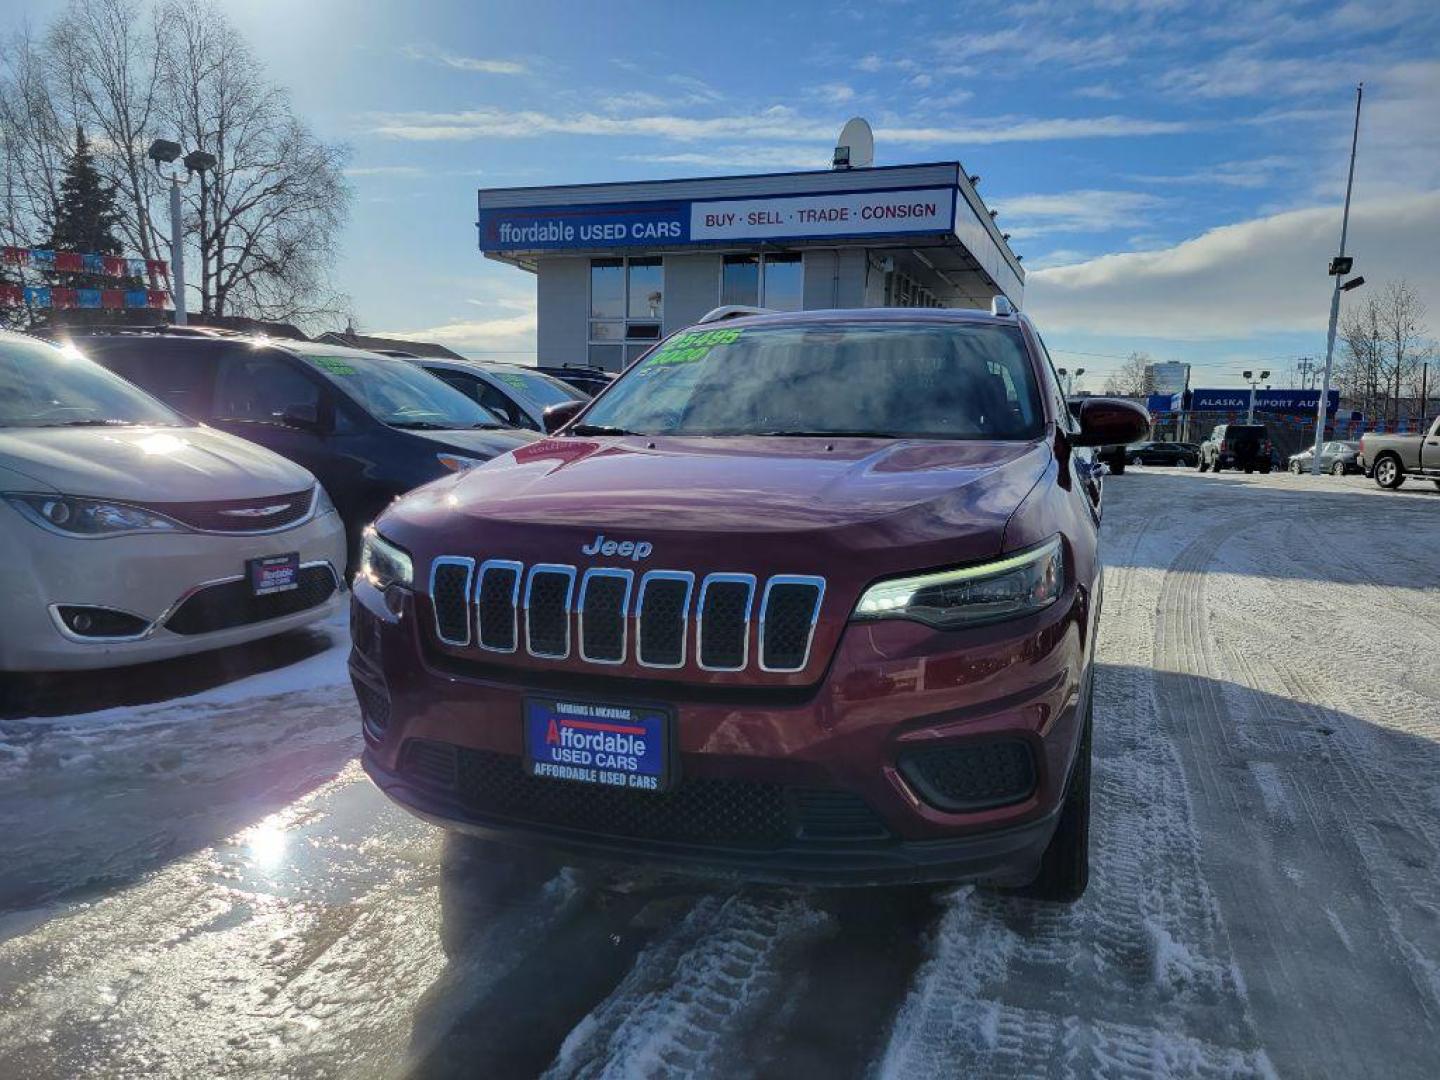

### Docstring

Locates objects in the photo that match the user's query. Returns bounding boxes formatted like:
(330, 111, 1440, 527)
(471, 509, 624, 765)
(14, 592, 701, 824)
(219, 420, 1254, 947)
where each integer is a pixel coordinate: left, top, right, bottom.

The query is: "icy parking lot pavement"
(1, 470, 1438, 1079)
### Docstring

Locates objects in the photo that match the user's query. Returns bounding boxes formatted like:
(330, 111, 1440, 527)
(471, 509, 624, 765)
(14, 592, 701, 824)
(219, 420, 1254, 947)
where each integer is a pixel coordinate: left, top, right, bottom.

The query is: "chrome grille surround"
(426, 558, 825, 675)
(577, 567, 634, 665)
(696, 572, 757, 672)
(476, 559, 524, 653)
(524, 564, 577, 659)
(429, 557, 475, 646)
(758, 575, 827, 673)
(635, 570, 695, 670)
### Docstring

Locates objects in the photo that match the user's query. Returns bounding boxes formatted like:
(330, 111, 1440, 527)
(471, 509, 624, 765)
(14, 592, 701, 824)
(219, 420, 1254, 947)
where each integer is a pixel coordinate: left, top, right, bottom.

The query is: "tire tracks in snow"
(1153, 503, 1440, 1078)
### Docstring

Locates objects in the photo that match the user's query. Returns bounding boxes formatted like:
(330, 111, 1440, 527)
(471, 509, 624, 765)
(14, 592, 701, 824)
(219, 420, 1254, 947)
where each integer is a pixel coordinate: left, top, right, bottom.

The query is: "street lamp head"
(183, 149, 217, 174)
(1057, 367, 1068, 376)
(1243, 370, 1253, 380)
(147, 139, 182, 165)
(1260, 370, 1270, 380)
(1076, 368, 1086, 378)
(1340, 275, 1366, 292)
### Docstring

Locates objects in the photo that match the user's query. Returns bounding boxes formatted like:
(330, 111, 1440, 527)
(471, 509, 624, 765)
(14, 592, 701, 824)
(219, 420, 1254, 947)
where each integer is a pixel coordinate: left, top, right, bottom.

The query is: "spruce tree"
(46, 127, 125, 292)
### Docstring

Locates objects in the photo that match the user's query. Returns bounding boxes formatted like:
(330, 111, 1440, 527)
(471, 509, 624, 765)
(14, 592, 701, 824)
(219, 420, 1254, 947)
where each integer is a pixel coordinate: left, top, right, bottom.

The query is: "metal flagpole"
(1311, 83, 1363, 474)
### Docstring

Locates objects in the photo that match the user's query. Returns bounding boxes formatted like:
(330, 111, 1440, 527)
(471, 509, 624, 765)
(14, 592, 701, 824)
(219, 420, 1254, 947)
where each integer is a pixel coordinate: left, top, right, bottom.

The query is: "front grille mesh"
(526, 569, 573, 657)
(899, 740, 1036, 812)
(580, 573, 629, 662)
(638, 576, 691, 667)
(761, 580, 824, 671)
(427, 558, 825, 675)
(165, 565, 336, 636)
(400, 739, 890, 848)
(478, 564, 520, 651)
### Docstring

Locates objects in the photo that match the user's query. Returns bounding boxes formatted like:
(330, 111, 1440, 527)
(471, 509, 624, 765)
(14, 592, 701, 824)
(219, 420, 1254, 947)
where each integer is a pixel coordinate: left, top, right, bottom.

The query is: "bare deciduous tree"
(1103, 351, 1154, 397)
(0, 0, 351, 329)
(1338, 280, 1433, 424)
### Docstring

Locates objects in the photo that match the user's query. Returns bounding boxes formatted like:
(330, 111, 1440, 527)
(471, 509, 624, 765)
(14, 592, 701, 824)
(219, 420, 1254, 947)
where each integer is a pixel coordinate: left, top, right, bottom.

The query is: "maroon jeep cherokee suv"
(350, 308, 1148, 901)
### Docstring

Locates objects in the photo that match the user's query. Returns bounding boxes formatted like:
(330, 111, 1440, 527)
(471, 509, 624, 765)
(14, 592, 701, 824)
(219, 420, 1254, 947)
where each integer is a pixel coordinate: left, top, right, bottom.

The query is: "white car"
(410, 358, 590, 431)
(0, 330, 347, 671)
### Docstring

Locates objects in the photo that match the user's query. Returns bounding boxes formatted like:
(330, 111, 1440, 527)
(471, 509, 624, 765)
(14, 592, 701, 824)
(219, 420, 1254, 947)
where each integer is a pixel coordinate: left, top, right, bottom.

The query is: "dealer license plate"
(248, 552, 300, 596)
(523, 697, 671, 793)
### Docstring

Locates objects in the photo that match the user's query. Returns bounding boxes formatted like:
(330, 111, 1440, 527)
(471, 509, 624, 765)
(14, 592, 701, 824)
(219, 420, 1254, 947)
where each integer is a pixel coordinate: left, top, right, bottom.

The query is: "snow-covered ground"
(1, 470, 1438, 1078)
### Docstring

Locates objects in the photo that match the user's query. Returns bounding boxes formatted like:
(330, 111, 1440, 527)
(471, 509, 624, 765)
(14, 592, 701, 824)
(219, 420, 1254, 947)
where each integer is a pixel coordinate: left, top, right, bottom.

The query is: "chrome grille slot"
(430, 557, 474, 646)
(760, 576, 825, 672)
(525, 565, 576, 659)
(698, 573, 755, 671)
(636, 571, 694, 669)
(578, 568, 632, 664)
(476, 560, 523, 652)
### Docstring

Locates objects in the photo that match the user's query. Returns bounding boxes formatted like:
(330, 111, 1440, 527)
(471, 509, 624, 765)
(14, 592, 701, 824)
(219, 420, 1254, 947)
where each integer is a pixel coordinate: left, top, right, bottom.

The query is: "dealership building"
(476, 160, 1024, 371)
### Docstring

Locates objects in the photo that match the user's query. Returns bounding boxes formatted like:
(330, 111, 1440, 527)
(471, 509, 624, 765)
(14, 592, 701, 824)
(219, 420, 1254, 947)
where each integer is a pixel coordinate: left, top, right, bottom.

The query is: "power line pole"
(1311, 84, 1364, 475)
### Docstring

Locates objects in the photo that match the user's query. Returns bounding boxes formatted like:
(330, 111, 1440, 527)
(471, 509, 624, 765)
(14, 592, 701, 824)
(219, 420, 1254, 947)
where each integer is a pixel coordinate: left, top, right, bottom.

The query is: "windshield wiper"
(389, 420, 451, 430)
(56, 418, 153, 427)
(570, 423, 641, 436)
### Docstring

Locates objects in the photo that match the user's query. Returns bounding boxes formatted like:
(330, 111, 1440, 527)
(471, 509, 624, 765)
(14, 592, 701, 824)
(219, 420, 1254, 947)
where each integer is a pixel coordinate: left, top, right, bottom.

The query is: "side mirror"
(542, 399, 585, 434)
(1070, 398, 1150, 447)
(279, 402, 321, 430)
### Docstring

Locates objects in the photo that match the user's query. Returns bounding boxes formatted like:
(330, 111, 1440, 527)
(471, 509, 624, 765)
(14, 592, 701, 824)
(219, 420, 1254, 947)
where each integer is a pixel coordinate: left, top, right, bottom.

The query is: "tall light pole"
(1311, 84, 1365, 475)
(146, 140, 215, 327)
(1243, 369, 1270, 423)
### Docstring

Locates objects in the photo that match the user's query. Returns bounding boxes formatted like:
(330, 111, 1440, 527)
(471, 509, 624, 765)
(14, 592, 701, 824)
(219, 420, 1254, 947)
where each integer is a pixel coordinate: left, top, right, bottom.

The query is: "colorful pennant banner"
(1, 245, 167, 280)
(0, 284, 169, 310)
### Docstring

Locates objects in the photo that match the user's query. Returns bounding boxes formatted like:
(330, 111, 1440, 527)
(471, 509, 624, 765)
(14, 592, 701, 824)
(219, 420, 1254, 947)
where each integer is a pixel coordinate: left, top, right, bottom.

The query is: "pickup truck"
(1358, 417, 1440, 489)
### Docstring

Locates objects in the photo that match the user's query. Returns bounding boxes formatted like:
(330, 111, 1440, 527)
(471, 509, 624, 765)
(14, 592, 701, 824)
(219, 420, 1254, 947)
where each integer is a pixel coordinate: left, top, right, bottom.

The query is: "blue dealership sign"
(478, 201, 690, 251)
(1189, 388, 1339, 415)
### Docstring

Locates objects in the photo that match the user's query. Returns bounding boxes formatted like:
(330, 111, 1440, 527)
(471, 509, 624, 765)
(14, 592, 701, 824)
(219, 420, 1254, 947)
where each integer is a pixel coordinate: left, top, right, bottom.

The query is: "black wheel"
(1016, 696, 1091, 904)
(1374, 455, 1405, 489)
(1330, 460, 1345, 476)
(1290, 460, 1302, 474)
(1197, 457, 1209, 472)
(1243, 464, 1254, 474)
(1212, 458, 1223, 473)
(1259, 465, 1271, 474)
(1110, 457, 1126, 475)
(1129, 454, 1142, 466)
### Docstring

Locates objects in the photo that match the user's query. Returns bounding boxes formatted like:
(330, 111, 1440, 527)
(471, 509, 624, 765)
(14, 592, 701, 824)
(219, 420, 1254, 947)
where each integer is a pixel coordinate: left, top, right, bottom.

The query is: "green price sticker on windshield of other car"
(313, 356, 358, 376)
(497, 373, 529, 391)
(647, 328, 741, 368)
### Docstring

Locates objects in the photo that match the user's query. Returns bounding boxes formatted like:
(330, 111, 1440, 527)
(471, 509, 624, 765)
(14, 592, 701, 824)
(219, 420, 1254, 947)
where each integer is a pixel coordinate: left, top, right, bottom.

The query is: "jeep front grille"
(429, 558, 824, 675)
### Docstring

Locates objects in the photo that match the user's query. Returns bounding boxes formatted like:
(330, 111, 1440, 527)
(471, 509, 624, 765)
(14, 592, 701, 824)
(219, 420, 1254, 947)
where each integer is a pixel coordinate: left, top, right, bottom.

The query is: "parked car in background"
(1198, 423, 1272, 473)
(1358, 418, 1440, 489)
(0, 330, 346, 671)
(535, 363, 615, 396)
(1288, 440, 1360, 476)
(354, 306, 1151, 902)
(75, 332, 538, 561)
(412, 358, 590, 431)
(1126, 441, 1199, 467)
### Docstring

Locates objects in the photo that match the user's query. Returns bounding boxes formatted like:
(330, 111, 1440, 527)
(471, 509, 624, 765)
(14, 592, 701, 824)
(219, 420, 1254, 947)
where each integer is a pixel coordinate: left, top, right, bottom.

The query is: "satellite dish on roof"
(833, 117, 874, 170)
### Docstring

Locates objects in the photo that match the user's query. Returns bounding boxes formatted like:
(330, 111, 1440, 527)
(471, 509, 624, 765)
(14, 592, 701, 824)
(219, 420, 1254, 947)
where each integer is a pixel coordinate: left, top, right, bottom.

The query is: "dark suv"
(76, 332, 536, 558)
(1199, 423, 1272, 473)
(351, 308, 1148, 901)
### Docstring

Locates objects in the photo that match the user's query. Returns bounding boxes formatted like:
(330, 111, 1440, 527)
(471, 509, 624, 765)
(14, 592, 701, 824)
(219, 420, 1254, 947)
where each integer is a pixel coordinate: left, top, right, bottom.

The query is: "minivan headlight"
(313, 483, 337, 517)
(4, 493, 184, 537)
(853, 537, 1064, 629)
(360, 528, 413, 590)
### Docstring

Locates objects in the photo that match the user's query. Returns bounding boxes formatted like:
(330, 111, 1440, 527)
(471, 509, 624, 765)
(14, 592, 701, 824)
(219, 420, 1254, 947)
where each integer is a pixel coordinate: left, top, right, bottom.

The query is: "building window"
(887, 269, 940, 309)
(589, 257, 664, 369)
(721, 253, 803, 311)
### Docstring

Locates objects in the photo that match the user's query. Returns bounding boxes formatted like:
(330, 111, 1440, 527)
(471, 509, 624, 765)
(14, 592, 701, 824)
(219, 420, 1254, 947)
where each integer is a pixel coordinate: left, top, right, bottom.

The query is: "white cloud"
(401, 44, 528, 76)
(369, 105, 1188, 146)
(1026, 191, 1440, 339)
(381, 303, 538, 360)
(811, 82, 856, 104)
(995, 189, 1166, 238)
(1124, 156, 1294, 189)
(621, 146, 831, 171)
(343, 165, 427, 178)
(1074, 83, 1124, 100)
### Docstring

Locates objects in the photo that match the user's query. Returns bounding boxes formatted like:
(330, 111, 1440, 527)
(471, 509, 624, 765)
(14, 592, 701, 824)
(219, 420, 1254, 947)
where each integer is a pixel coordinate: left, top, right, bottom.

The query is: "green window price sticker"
(647, 329, 741, 367)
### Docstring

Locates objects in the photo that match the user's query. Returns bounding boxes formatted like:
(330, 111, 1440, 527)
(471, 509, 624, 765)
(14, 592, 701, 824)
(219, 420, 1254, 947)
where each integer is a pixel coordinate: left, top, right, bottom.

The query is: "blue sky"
(12, 0, 1440, 388)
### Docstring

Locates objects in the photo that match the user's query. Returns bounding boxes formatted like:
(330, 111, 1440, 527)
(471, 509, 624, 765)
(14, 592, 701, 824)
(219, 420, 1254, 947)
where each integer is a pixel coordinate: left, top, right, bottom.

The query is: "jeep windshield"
(577, 321, 1045, 440)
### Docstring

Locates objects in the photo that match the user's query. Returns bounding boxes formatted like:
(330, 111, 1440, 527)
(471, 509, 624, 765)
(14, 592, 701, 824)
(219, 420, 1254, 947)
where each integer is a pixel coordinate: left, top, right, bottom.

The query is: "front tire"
(1374, 455, 1405, 489)
(1290, 460, 1302, 474)
(1016, 694, 1091, 904)
(1330, 460, 1346, 476)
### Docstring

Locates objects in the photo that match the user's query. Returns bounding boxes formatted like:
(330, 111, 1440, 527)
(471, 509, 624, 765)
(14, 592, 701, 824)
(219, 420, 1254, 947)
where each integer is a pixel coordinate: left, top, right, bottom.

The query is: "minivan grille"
(146, 488, 315, 533)
(426, 558, 825, 675)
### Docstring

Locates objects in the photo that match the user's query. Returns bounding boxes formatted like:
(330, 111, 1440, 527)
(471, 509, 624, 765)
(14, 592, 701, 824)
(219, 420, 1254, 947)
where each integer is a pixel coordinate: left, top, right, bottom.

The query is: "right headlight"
(359, 528, 413, 590)
(852, 537, 1064, 629)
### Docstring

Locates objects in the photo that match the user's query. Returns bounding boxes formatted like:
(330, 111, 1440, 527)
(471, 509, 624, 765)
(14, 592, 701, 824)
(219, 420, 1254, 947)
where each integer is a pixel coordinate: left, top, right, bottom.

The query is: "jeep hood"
(0, 424, 317, 501)
(385, 434, 1052, 571)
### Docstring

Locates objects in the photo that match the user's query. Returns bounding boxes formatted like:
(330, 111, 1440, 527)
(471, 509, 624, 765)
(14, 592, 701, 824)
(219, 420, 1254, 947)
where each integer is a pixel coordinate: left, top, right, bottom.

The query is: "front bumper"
(350, 575, 1093, 886)
(0, 505, 348, 671)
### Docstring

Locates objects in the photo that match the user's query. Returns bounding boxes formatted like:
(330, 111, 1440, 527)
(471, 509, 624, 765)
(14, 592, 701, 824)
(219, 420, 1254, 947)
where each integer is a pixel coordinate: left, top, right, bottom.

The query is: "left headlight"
(3, 493, 185, 537)
(852, 537, 1064, 629)
(360, 527, 413, 590)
